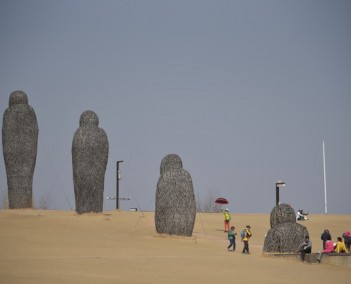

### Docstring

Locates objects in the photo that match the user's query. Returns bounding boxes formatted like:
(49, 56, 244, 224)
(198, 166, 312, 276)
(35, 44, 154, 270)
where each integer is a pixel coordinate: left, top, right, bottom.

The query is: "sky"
(1, 0, 350, 214)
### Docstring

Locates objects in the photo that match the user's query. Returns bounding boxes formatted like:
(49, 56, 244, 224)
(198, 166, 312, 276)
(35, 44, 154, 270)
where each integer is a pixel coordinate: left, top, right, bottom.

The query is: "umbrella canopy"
(215, 197, 229, 205)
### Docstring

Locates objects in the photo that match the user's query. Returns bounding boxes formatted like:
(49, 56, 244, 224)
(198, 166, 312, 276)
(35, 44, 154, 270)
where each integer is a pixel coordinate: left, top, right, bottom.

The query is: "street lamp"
(275, 180, 286, 205)
(116, 160, 124, 210)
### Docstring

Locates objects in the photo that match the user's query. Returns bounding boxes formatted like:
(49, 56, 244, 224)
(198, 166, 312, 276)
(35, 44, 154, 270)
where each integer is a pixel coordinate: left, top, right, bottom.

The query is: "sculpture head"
(9, 90, 28, 106)
(79, 110, 99, 127)
(270, 203, 296, 228)
(160, 154, 183, 175)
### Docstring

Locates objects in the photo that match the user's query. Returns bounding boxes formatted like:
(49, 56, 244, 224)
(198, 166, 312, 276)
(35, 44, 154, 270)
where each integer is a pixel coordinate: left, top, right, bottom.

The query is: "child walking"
(242, 225, 252, 254)
(227, 226, 236, 251)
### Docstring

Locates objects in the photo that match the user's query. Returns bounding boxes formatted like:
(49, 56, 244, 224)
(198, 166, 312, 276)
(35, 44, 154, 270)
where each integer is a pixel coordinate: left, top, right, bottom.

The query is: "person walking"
(227, 226, 236, 251)
(320, 229, 332, 250)
(296, 235, 312, 261)
(223, 209, 231, 232)
(241, 225, 252, 254)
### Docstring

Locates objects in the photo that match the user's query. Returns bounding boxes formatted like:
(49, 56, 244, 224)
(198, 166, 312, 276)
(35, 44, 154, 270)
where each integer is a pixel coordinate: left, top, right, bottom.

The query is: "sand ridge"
(0, 209, 350, 283)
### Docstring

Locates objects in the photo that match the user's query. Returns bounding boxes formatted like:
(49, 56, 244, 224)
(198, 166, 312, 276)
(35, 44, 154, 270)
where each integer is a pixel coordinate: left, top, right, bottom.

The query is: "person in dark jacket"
(320, 229, 332, 250)
(342, 231, 351, 251)
(296, 236, 312, 261)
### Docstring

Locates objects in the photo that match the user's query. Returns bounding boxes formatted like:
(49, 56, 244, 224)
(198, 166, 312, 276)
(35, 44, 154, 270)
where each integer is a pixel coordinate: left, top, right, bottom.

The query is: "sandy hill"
(0, 210, 350, 283)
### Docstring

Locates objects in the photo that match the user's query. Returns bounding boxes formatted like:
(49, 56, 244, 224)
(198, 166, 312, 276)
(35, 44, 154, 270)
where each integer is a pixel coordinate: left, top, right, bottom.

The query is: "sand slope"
(0, 210, 350, 283)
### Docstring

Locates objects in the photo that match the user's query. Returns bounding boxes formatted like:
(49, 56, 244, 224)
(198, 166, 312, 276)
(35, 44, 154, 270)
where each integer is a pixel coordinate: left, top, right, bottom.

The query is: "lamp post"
(275, 180, 286, 205)
(116, 160, 123, 210)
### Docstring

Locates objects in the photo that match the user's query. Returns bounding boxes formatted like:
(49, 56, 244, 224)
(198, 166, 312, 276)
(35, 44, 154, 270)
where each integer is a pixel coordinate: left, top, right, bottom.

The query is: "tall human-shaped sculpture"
(2, 91, 38, 208)
(72, 110, 109, 214)
(155, 154, 196, 236)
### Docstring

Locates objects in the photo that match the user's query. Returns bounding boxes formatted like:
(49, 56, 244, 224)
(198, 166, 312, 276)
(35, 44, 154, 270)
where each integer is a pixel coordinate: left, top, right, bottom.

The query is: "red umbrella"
(215, 197, 229, 205)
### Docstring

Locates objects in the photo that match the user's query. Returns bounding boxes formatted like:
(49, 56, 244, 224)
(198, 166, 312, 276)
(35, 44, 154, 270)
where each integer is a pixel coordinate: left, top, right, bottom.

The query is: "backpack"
(241, 229, 246, 239)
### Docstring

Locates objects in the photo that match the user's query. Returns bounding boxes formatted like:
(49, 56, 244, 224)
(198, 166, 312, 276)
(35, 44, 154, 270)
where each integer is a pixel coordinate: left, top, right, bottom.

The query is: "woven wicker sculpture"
(155, 154, 196, 236)
(72, 110, 109, 214)
(263, 203, 309, 253)
(2, 91, 38, 208)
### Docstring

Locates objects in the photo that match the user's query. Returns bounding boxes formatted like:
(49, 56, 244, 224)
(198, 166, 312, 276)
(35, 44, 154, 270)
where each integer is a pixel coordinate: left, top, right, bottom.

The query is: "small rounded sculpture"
(72, 110, 109, 214)
(2, 91, 38, 208)
(155, 154, 196, 236)
(263, 203, 309, 253)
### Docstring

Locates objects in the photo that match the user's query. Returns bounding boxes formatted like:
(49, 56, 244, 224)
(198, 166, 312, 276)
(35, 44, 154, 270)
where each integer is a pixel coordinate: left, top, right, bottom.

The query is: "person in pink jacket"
(322, 240, 335, 253)
(317, 240, 335, 262)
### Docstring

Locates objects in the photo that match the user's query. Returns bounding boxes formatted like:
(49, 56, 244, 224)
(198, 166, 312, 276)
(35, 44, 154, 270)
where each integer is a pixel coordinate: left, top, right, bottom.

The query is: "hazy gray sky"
(1, 0, 350, 213)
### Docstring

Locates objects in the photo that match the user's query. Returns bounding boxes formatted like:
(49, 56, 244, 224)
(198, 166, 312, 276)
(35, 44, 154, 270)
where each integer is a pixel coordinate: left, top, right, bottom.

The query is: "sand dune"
(0, 209, 350, 283)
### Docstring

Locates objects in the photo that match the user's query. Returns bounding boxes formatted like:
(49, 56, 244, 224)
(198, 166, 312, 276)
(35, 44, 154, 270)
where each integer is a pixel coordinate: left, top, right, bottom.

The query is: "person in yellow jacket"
(242, 225, 252, 254)
(335, 237, 348, 253)
(224, 209, 231, 232)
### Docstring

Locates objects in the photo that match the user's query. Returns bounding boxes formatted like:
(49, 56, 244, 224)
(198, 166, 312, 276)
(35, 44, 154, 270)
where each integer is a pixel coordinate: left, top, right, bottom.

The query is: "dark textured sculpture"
(155, 154, 196, 236)
(72, 110, 109, 214)
(2, 91, 38, 208)
(263, 203, 309, 253)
